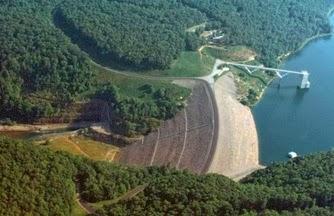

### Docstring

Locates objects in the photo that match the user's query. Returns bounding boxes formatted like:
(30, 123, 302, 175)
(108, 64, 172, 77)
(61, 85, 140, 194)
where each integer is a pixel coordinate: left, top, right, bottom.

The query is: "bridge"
(218, 60, 311, 89)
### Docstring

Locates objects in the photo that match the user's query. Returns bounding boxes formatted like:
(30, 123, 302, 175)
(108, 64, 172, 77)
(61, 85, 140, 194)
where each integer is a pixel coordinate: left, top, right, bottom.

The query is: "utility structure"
(220, 61, 311, 89)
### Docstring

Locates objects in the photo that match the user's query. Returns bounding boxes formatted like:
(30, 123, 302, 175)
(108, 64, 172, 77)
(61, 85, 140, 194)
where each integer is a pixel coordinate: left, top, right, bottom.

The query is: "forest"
(2, 0, 334, 126)
(95, 84, 187, 136)
(0, 0, 187, 135)
(181, 0, 334, 66)
(55, 0, 206, 69)
(54, 0, 334, 69)
(2, 136, 334, 215)
(0, 1, 93, 122)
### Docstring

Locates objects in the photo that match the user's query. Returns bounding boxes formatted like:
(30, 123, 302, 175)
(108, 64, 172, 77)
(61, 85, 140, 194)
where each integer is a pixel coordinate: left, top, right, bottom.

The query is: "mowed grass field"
(143, 51, 215, 77)
(93, 63, 191, 101)
(44, 135, 119, 161)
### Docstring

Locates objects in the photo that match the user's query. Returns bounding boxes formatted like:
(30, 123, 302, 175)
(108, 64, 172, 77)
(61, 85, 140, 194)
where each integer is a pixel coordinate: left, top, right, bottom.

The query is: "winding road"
(52, 9, 223, 174)
(90, 58, 222, 174)
(93, 57, 222, 174)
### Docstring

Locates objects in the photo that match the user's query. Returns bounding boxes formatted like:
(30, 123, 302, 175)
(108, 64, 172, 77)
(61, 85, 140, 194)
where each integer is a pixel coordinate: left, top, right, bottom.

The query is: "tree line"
(2, 136, 334, 215)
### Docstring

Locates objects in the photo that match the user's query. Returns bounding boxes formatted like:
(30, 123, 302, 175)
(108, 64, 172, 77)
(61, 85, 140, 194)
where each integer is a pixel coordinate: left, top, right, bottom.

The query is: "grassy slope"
(44, 135, 119, 161)
(203, 45, 274, 106)
(143, 51, 215, 77)
(93, 64, 191, 101)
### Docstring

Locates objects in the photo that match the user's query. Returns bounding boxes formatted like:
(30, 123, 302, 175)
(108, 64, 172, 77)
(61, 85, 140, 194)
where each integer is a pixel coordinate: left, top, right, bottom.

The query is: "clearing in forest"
(44, 135, 119, 161)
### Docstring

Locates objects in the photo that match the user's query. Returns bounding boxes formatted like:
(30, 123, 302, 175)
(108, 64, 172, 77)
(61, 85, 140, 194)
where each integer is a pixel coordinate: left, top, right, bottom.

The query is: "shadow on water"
(292, 89, 308, 106)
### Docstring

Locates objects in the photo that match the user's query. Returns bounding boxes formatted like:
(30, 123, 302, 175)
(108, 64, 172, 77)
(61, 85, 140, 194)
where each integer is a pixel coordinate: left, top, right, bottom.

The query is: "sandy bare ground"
(208, 72, 263, 179)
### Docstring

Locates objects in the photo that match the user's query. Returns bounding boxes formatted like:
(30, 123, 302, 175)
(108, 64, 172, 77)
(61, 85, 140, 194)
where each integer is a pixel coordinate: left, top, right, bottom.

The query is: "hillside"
(0, 1, 93, 122)
(53, 0, 334, 69)
(181, 0, 334, 66)
(54, 0, 207, 70)
(2, 1, 334, 215)
(1, 0, 334, 130)
(1, 136, 334, 215)
(0, 0, 189, 136)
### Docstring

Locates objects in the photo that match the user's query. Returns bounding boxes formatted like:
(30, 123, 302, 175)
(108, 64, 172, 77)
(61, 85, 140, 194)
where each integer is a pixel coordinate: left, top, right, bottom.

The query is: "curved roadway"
(91, 60, 220, 174)
(52, 11, 222, 173)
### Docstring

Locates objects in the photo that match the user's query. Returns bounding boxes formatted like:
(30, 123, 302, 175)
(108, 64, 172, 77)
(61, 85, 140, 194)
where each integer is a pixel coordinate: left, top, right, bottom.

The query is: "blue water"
(253, 15, 334, 164)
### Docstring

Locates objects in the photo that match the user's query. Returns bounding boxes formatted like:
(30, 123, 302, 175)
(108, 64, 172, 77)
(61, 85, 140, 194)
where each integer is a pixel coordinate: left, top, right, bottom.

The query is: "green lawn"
(143, 51, 215, 77)
(92, 63, 191, 101)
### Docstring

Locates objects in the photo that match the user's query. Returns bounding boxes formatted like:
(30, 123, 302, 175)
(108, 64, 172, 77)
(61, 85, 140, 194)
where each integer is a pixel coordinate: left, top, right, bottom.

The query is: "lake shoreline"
(253, 10, 334, 164)
(277, 7, 334, 67)
(209, 72, 263, 180)
(252, 9, 334, 108)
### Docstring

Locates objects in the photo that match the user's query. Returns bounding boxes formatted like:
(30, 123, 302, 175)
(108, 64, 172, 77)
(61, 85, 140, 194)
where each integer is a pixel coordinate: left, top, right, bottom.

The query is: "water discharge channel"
(253, 15, 334, 164)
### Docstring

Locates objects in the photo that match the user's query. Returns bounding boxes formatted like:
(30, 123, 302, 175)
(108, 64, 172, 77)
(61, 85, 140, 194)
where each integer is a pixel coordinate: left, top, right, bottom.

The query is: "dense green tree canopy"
(55, 0, 206, 69)
(0, 136, 76, 215)
(181, 0, 334, 66)
(182, 0, 334, 65)
(95, 84, 186, 136)
(0, 1, 93, 122)
(2, 136, 334, 215)
(54, 0, 334, 69)
(0, 0, 188, 134)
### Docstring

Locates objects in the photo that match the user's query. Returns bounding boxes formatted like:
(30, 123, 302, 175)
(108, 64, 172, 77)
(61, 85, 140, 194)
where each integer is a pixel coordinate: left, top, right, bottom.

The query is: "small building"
(211, 34, 225, 44)
(288, 152, 298, 159)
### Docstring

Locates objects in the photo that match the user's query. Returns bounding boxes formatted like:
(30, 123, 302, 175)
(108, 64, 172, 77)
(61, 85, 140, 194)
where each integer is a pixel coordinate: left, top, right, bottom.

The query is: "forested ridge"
(54, 0, 334, 69)
(55, 0, 207, 70)
(0, 0, 188, 136)
(2, 136, 334, 215)
(2, 1, 334, 215)
(1, 0, 334, 125)
(0, 1, 93, 122)
(181, 0, 334, 66)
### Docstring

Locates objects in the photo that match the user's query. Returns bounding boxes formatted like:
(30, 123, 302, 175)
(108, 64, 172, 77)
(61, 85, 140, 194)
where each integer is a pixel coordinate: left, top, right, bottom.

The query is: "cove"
(253, 15, 334, 164)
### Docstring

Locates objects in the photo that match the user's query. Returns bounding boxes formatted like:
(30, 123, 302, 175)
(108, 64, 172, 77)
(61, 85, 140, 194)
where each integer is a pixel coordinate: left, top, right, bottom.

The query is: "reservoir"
(253, 15, 334, 164)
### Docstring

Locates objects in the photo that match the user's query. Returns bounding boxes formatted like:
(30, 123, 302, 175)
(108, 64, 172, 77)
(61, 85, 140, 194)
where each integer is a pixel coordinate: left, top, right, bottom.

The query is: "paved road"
(91, 59, 225, 90)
